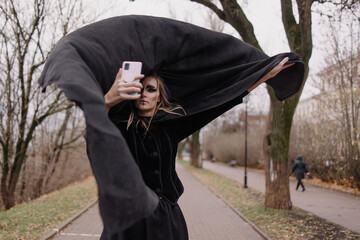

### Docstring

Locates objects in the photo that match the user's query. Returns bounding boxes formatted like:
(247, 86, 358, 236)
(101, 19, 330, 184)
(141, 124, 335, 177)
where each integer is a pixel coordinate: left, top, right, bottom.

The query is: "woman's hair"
(127, 74, 185, 131)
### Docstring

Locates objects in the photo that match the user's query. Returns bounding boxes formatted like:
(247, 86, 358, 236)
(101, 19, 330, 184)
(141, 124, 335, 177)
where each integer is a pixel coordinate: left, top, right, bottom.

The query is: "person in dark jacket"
(292, 155, 309, 192)
(104, 61, 292, 239)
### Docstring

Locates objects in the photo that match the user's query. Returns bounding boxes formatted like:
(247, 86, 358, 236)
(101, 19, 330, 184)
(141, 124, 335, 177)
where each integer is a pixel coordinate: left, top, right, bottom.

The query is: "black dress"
(38, 15, 305, 239)
(114, 117, 188, 240)
(106, 90, 250, 239)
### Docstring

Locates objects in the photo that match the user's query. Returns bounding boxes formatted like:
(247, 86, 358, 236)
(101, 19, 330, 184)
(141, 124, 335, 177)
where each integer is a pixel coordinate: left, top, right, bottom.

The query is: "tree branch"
(191, 0, 261, 50)
(220, 0, 261, 49)
(314, 0, 359, 15)
(281, 0, 301, 52)
(60, 131, 85, 149)
(190, 0, 226, 21)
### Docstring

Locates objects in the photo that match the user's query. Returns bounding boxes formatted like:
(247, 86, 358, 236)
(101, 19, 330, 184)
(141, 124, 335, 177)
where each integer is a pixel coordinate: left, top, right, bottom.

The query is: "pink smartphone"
(121, 61, 142, 95)
(121, 61, 142, 83)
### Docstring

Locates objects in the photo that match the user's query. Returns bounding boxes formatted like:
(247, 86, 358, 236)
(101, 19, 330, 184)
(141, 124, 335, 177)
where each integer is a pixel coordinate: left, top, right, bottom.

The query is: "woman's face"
(135, 76, 160, 117)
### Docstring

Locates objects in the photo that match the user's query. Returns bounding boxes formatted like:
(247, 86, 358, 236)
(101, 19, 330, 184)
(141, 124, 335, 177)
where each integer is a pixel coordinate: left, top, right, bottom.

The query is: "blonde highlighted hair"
(127, 74, 185, 131)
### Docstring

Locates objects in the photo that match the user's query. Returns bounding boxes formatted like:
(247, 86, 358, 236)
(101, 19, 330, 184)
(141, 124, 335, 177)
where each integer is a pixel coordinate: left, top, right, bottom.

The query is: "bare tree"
(0, 0, 94, 210)
(31, 107, 86, 198)
(315, 12, 360, 187)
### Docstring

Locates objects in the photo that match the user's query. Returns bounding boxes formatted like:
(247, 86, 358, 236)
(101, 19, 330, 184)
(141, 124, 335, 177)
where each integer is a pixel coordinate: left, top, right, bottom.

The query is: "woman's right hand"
(104, 68, 144, 111)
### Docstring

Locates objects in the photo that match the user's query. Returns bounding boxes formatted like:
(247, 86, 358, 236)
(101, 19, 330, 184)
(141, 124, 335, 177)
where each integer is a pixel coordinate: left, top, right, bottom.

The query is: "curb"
(205, 184, 272, 240)
(39, 198, 99, 240)
(187, 167, 272, 240)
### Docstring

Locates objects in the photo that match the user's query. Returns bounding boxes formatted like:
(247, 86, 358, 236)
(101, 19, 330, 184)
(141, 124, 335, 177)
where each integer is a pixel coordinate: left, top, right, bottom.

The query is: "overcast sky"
(89, 0, 338, 112)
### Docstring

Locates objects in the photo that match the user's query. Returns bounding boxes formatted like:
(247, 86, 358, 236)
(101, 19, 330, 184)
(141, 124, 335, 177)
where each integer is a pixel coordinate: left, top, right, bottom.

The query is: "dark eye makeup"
(146, 84, 157, 92)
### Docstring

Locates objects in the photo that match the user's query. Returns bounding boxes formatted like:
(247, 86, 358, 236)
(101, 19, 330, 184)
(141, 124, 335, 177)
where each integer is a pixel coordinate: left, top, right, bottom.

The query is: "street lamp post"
(244, 94, 248, 189)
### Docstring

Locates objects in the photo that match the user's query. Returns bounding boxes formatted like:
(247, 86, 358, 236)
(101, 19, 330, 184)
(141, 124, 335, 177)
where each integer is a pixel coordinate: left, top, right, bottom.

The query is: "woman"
(39, 15, 304, 239)
(103, 57, 293, 239)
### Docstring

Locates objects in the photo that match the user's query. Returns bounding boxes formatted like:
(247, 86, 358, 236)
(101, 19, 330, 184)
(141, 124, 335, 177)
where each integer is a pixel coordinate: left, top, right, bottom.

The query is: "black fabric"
(116, 117, 184, 205)
(121, 199, 188, 240)
(38, 15, 304, 238)
(110, 118, 188, 240)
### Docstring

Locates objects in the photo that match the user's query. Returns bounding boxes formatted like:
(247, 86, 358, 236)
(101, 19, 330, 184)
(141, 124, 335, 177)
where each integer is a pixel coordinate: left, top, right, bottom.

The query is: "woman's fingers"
(118, 86, 142, 94)
(134, 74, 144, 81)
(280, 57, 295, 70)
(115, 68, 123, 81)
(115, 79, 142, 100)
(118, 80, 143, 89)
(273, 57, 289, 73)
(121, 93, 141, 100)
(118, 90, 141, 100)
(247, 57, 295, 93)
(105, 69, 143, 109)
(269, 57, 295, 78)
(283, 62, 295, 70)
(280, 57, 289, 66)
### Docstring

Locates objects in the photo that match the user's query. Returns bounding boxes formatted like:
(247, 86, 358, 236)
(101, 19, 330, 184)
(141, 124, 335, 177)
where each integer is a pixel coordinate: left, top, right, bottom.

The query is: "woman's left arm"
(247, 57, 295, 92)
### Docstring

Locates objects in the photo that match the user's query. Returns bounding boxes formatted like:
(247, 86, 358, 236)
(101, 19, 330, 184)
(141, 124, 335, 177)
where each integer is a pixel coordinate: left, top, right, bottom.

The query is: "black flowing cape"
(38, 15, 304, 234)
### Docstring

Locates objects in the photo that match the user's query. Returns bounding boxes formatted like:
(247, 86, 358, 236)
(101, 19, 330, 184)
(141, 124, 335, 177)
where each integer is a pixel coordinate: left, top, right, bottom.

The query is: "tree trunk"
(0, 0, 94, 210)
(190, 0, 311, 209)
(261, 0, 313, 209)
(177, 140, 187, 160)
(1, 170, 15, 210)
(264, 161, 292, 209)
(263, 62, 308, 208)
(1, 169, 16, 209)
(263, 100, 293, 209)
(190, 130, 202, 168)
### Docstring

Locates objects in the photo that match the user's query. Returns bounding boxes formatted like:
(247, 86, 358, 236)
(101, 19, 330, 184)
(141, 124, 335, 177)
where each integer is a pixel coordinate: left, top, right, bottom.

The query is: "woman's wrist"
(247, 74, 270, 92)
(104, 93, 117, 111)
(104, 93, 112, 106)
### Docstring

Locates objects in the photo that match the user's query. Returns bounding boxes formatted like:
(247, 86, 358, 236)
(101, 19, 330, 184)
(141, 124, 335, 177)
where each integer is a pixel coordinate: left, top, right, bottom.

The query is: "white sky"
(89, 0, 338, 112)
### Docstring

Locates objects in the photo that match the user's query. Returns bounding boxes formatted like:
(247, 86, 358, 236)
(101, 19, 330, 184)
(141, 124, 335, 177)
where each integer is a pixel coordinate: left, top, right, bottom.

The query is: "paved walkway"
(48, 164, 263, 240)
(202, 160, 360, 233)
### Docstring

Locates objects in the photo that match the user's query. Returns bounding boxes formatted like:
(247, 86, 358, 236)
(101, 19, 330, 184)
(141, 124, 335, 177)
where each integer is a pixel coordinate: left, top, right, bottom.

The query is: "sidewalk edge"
(39, 198, 99, 240)
(187, 167, 272, 240)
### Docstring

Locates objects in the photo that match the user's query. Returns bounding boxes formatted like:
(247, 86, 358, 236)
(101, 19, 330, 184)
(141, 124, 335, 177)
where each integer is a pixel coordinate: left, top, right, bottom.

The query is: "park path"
(45, 164, 265, 240)
(202, 160, 360, 233)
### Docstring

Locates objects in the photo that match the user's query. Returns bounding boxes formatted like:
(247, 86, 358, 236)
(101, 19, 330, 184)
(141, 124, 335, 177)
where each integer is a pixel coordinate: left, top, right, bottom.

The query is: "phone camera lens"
(124, 63, 130, 70)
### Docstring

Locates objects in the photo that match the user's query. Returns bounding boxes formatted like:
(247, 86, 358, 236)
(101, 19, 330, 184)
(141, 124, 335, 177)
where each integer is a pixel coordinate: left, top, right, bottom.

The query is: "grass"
(179, 159, 360, 240)
(0, 176, 97, 240)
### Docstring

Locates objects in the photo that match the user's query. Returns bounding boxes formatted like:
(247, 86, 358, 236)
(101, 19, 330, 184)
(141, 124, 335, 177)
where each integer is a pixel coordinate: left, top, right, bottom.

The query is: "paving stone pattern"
(52, 206, 102, 239)
(178, 164, 263, 240)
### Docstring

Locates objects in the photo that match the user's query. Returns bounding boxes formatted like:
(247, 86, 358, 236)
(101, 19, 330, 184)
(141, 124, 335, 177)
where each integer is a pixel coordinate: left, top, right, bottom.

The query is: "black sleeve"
(171, 92, 247, 142)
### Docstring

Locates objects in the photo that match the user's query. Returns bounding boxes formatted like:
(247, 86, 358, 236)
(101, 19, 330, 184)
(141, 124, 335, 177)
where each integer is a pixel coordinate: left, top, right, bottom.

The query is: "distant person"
(292, 155, 309, 191)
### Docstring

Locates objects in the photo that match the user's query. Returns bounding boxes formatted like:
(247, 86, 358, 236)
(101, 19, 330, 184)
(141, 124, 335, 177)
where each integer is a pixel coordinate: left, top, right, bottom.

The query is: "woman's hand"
(247, 57, 295, 92)
(104, 68, 144, 111)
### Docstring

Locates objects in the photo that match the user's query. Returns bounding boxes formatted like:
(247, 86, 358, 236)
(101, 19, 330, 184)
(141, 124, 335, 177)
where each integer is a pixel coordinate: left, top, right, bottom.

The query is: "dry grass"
(0, 177, 97, 240)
